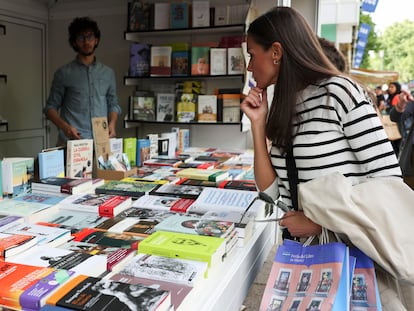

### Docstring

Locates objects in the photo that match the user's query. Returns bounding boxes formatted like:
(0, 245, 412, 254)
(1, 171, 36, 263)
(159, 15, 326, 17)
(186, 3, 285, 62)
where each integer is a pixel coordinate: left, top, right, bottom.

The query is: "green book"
(138, 230, 226, 268)
(95, 180, 160, 198)
(123, 137, 137, 167)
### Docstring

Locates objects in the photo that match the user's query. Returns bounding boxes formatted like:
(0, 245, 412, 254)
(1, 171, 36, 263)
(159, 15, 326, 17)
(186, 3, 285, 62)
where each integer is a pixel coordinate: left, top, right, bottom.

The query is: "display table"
(179, 221, 277, 311)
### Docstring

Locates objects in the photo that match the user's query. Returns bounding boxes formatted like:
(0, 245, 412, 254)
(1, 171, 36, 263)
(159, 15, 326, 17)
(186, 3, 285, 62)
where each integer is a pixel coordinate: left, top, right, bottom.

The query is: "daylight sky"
(370, 0, 414, 32)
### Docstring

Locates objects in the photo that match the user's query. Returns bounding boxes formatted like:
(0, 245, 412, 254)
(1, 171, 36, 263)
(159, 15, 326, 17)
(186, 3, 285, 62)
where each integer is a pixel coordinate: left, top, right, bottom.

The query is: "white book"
(210, 48, 227, 75)
(132, 194, 195, 213)
(192, 0, 210, 27)
(227, 47, 245, 75)
(66, 139, 94, 178)
(109, 137, 123, 158)
(116, 253, 208, 287)
(146, 133, 159, 158)
(153, 2, 170, 30)
(160, 132, 177, 158)
(214, 5, 228, 26)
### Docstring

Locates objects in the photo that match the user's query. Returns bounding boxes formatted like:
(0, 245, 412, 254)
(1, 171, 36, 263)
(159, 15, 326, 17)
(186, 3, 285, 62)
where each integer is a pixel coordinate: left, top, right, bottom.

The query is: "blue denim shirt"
(45, 58, 121, 142)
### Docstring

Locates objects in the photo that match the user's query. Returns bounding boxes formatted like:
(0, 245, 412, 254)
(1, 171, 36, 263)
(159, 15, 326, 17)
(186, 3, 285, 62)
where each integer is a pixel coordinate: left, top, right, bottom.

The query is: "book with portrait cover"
(58, 193, 132, 218)
(129, 42, 150, 77)
(66, 139, 94, 178)
(0, 261, 56, 310)
(156, 93, 175, 121)
(138, 230, 226, 268)
(46, 275, 171, 311)
(131, 194, 195, 213)
(191, 46, 210, 75)
(115, 253, 208, 287)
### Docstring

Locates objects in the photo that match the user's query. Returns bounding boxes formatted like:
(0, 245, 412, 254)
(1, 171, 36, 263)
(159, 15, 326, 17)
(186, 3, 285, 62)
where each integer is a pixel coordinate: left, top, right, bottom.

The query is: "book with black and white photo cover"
(46, 275, 171, 311)
(227, 47, 244, 75)
(115, 253, 208, 287)
(132, 194, 195, 213)
(150, 45, 172, 77)
(156, 93, 175, 121)
(210, 48, 227, 75)
(66, 139, 94, 178)
(149, 183, 205, 200)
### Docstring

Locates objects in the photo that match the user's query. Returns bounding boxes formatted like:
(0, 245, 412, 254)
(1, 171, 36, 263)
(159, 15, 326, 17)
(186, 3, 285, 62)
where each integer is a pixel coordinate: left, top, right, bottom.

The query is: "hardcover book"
(46, 275, 171, 311)
(210, 47, 227, 75)
(176, 92, 197, 122)
(123, 137, 137, 167)
(149, 183, 205, 199)
(38, 148, 65, 179)
(58, 193, 132, 218)
(0, 261, 55, 310)
(156, 93, 176, 121)
(8, 244, 107, 277)
(197, 94, 218, 122)
(94, 180, 160, 198)
(170, 2, 189, 29)
(66, 139, 94, 178)
(1, 157, 34, 197)
(116, 253, 208, 287)
(0, 232, 38, 259)
(72, 227, 143, 249)
(175, 167, 230, 182)
(191, 46, 210, 75)
(136, 138, 151, 167)
(131, 194, 195, 213)
(150, 45, 172, 76)
(31, 177, 94, 195)
(129, 42, 150, 77)
(138, 230, 226, 268)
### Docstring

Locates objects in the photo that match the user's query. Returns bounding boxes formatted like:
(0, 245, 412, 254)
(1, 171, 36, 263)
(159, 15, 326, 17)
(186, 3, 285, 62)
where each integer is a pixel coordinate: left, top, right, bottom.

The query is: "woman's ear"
(271, 42, 283, 62)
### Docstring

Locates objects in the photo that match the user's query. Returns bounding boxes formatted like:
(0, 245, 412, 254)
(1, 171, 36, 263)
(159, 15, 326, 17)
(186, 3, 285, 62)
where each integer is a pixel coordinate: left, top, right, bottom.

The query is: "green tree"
(381, 20, 414, 83)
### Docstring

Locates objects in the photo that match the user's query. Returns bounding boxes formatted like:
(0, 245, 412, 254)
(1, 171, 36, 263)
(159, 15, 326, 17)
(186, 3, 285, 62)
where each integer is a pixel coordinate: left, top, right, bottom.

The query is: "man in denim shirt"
(44, 17, 121, 145)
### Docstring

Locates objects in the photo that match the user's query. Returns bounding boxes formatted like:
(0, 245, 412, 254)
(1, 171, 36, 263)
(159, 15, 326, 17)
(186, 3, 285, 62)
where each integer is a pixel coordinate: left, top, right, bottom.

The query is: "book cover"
(156, 93, 175, 121)
(73, 228, 142, 249)
(175, 177, 218, 187)
(192, 0, 210, 27)
(36, 209, 110, 234)
(46, 275, 171, 311)
(210, 47, 227, 75)
(95, 180, 160, 198)
(20, 269, 75, 311)
(58, 193, 132, 218)
(138, 230, 226, 268)
(150, 45, 172, 76)
(0, 232, 38, 259)
(222, 93, 241, 123)
(189, 187, 257, 215)
(213, 5, 228, 26)
(116, 253, 208, 287)
(38, 149, 65, 180)
(136, 138, 151, 167)
(0, 214, 24, 231)
(176, 167, 229, 182)
(146, 133, 159, 158)
(143, 157, 182, 167)
(0, 198, 53, 223)
(176, 128, 190, 154)
(153, 2, 170, 30)
(171, 50, 190, 76)
(176, 93, 197, 122)
(154, 213, 234, 239)
(170, 2, 189, 29)
(218, 179, 257, 192)
(1, 157, 34, 197)
(123, 137, 137, 167)
(31, 177, 94, 195)
(108, 274, 194, 311)
(66, 139, 94, 178)
(0, 261, 55, 310)
(127, 0, 151, 31)
(14, 192, 65, 206)
(8, 244, 107, 277)
(150, 183, 205, 199)
(58, 240, 136, 273)
(191, 46, 210, 75)
(121, 177, 169, 185)
(197, 94, 217, 122)
(227, 47, 244, 75)
(132, 194, 195, 213)
(4, 222, 72, 247)
(129, 42, 150, 77)
(130, 94, 156, 121)
(160, 132, 177, 158)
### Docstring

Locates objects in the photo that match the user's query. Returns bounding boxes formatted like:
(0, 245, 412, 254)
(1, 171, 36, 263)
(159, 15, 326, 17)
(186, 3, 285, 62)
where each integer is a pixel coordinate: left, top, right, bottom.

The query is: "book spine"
(107, 248, 135, 271)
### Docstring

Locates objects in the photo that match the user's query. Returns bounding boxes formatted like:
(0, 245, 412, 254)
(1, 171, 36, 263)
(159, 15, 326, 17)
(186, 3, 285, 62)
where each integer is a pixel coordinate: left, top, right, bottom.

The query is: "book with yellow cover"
(175, 167, 229, 182)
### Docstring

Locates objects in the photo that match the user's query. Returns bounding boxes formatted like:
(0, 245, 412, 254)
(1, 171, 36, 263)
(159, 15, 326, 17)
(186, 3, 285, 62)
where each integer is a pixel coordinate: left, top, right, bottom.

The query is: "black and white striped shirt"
(267, 76, 402, 207)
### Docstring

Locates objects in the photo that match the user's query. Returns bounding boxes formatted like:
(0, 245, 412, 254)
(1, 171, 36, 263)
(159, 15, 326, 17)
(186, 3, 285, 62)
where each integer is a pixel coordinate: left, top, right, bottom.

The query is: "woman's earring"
(273, 59, 279, 65)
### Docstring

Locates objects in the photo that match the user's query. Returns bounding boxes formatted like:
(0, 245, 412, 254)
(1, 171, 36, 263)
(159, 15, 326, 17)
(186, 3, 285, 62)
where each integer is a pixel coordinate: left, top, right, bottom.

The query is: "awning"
(349, 68, 399, 86)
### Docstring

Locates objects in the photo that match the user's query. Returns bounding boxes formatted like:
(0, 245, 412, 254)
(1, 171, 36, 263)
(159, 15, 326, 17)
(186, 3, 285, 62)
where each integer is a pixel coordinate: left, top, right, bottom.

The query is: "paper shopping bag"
(259, 241, 350, 311)
(349, 247, 382, 311)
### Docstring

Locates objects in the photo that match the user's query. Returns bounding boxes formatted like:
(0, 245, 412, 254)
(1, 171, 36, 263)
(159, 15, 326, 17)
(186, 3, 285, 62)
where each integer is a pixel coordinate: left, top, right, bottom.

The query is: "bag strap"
(286, 146, 299, 211)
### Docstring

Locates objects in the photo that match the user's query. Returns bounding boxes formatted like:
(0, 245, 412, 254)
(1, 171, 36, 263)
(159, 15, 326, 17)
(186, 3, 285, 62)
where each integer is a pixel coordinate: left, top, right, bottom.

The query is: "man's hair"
(318, 37, 347, 73)
(68, 17, 101, 51)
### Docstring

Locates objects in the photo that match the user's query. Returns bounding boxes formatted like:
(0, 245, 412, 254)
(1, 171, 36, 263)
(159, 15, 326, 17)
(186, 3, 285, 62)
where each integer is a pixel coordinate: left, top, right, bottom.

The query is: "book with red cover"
(0, 232, 38, 259)
(217, 179, 258, 192)
(31, 177, 93, 195)
(132, 194, 195, 213)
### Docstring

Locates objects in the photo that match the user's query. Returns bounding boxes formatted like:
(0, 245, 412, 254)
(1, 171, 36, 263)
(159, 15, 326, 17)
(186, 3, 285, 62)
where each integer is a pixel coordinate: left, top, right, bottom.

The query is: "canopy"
(349, 68, 399, 86)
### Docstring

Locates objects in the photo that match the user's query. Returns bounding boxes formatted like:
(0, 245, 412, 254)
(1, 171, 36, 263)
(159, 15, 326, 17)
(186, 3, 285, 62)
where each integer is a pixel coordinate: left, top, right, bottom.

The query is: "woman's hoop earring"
(273, 60, 279, 65)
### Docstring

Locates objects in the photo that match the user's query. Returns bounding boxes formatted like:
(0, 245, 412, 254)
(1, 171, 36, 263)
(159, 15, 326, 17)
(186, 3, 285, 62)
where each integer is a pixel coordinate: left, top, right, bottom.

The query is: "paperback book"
(123, 137, 137, 167)
(138, 230, 226, 268)
(191, 46, 210, 75)
(38, 148, 65, 179)
(127, 0, 151, 31)
(150, 45, 172, 77)
(156, 93, 175, 121)
(58, 193, 132, 218)
(136, 138, 151, 167)
(129, 94, 156, 121)
(149, 183, 205, 199)
(94, 180, 160, 198)
(176, 92, 197, 122)
(210, 47, 227, 75)
(31, 176, 94, 195)
(175, 167, 230, 182)
(0, 198, 56, 223)
(171, 50, 190, 76)
(1, 157, 34, 197)
(66, 139, 94, 178)
(0, 232, 38, 259)
(170, 2, 189, 29)
(197, 94, 218, 122)
(132, 194, 195, 213)
(116, 253, 208, 287)
(129, 42, 150, 77)
(72, 228, 142, 249)
(46, 275, 171, 311)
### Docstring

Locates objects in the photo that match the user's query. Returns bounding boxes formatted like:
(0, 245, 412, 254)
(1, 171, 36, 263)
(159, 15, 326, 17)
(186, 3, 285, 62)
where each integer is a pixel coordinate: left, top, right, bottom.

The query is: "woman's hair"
(68, 16, 101, 52)
(247, 7, 341, 148)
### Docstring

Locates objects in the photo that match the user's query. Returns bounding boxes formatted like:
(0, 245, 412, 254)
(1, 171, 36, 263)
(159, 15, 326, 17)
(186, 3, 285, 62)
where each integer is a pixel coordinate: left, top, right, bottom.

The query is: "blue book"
(170, 2, 189, 29)
(38, 149, 65, 180)
(129, 43, 150, 77)
(136, 139, 151, 167)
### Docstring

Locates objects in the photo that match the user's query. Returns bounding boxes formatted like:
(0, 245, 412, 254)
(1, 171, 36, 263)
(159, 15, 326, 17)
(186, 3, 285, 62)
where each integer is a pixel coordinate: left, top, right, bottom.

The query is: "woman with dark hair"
(386, 81, 402, 113)
(241, 7, 408, 309)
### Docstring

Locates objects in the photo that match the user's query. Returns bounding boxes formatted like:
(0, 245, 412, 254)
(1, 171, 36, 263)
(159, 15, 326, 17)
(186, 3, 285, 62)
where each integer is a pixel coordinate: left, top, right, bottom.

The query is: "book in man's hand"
(58, 193, 132, 218)
(46, 275, 171, 311)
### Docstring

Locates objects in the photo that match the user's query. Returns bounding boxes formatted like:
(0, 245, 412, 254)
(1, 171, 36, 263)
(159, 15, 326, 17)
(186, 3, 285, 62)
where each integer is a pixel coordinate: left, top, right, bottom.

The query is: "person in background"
(317, 37, 348, 73)
(386, 82, 402, 153)
(44, 17, 121, 146)
(390, 89, 414, 189)
(375, 85, 387, 113)
(240, 6, 409, 310)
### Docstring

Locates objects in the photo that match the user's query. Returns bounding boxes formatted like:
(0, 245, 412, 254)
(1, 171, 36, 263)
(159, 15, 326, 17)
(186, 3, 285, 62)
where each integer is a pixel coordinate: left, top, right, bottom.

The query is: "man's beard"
(77, 45, 96, 56)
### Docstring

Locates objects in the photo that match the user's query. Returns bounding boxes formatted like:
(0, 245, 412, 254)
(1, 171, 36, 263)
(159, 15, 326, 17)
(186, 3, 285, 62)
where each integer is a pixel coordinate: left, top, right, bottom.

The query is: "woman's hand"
(240, 87, 269, 123)
(279, 211, 322, 238)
